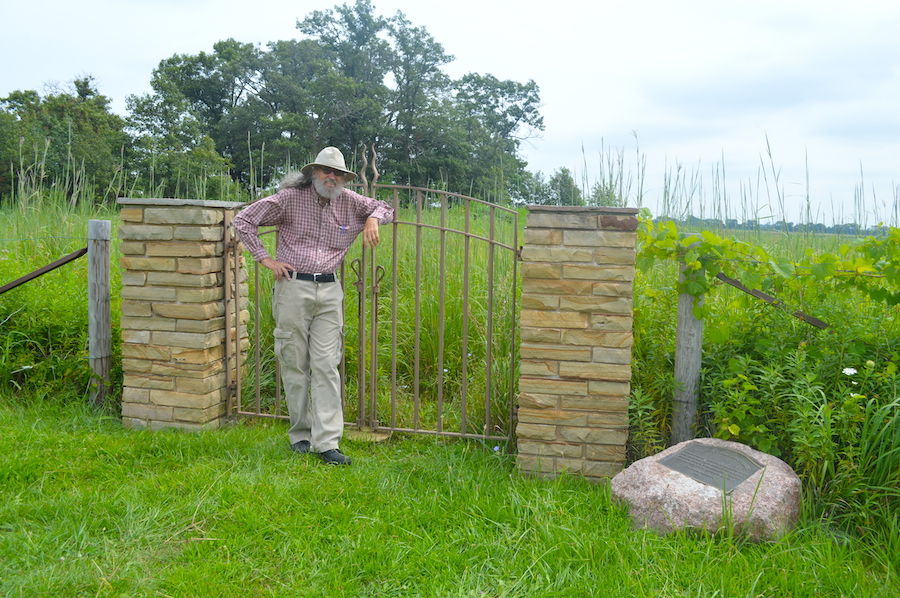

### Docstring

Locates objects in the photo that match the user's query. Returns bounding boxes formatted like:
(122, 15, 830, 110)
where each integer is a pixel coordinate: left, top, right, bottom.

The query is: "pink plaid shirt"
(232, 185, 394, 274)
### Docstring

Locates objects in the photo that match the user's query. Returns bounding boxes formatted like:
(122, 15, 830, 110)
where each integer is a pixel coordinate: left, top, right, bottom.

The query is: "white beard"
(313, 177, 344, 200)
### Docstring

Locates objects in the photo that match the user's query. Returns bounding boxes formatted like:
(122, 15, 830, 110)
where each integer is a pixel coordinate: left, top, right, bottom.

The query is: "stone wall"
(516, 206, 639, 482)
(117, 198, 248, 431)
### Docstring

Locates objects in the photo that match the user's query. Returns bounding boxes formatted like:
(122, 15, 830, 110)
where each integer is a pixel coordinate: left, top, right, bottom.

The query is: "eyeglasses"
(318, 167, 344, 176)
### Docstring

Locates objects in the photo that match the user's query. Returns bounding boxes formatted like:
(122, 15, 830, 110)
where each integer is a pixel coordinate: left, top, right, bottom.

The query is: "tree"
(0, 77, 130, 203)
(549, 167, 583, 206)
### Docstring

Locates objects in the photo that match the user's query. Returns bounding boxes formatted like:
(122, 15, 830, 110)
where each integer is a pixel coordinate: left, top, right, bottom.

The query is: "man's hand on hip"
(260, 257, 297, 279)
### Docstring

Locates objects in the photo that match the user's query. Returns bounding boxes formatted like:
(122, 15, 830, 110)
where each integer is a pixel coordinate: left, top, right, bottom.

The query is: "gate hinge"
(516, 246, 523, 261)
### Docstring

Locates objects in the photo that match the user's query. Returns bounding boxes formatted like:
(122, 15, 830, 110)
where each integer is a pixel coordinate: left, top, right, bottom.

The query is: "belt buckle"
(313, 272, 323, 283)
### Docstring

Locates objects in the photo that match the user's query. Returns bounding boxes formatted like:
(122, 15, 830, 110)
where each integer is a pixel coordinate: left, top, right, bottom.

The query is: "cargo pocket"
(333, 330, 345, 369)
(273, 328, 296, 366)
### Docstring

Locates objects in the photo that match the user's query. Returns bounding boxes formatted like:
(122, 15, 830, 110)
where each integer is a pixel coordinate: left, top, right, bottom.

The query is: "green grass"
(1, 398, 898, 597)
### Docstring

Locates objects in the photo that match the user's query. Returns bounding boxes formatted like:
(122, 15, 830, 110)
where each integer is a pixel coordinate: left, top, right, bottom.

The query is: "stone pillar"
(117, 198, 248, 431)
(516, 206, 639, 482)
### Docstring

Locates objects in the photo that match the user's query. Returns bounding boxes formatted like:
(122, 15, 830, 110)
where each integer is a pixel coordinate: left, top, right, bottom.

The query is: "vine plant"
(636, 211, 900, 317)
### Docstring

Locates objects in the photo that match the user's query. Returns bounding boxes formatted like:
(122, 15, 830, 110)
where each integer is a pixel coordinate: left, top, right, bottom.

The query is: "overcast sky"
(2, 0, 898, 225)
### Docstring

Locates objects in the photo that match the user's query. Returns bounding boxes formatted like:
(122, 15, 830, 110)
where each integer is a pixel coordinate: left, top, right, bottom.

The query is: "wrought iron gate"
(225, 185, 519, 442)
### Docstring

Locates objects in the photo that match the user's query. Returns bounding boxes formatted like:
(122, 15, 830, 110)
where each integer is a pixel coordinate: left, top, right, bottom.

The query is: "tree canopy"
(126, 0, 545, 200)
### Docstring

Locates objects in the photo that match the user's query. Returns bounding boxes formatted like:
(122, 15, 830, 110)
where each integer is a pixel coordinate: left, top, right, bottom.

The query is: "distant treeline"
(661, 215, 893, 237)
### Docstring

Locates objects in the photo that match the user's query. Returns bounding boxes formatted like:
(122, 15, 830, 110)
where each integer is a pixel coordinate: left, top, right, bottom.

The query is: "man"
(233, 147, 394, 465)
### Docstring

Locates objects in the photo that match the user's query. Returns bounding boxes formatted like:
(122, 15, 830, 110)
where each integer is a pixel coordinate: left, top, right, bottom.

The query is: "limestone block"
(121, 316, 177, 332)
(590, 315, 633, 332)
(521, 295, 560, 310)
(177, 287, 224, 303)
(175, 227, 225, 242)
(145, 207, 223, 225)
(177, 257, 224, 274)
(153, 302, 223, 320)
(147, 272, 219, 288)
(517, 392, 558, 409)
(592, 282, 634, 297)
(559, 361, 631, 382)
(177, 317, 226, 334)
(520, 328, 561, 343)
(120, 286, 178, 302)
(119, 225, 174, 241)
(120, 257, 177, 272)
(121, 358, 153, 374)
(563, 230, 636, 248)
(121, 301, 152, 318)
(562, 330, 633, 348)
(521, 246, 594, 263)
(560, 296, 633, 314)
(520, 310, 588, 329)
(518, 440, 583, 459)
(145, 242, 218, 258)
(121, 272, 147, 286)
(150, 388, 222, 409)
(518, 377, 588, 396)
(171, 346, 224, 364)
(591, 347, 632, 365)
(559, 426, 628, 445)
(520, 262, 562, 279)
(521, 279, 593, 296)
(593, 247, 638, 265)
(520, 344, 591, 362)
(123, 373, 175, 390)
(526, 212, 597, 230)
(519, 360, 558, 377)
(119, 242, 146, 255)
(559, 394, 629, 411)
(122, 387, 150, 403)
(120, 207, 143, 222)
(121, 402, 173, 422)
(121, 344, 171, 361)
(151, 330, 224, 350)
(175, 373, 227, 394)
(523, 228, 563, 245)
(514, 422, 558, 441)
(586, 411, 629, 427)
(585, 444, 628, 461)
(563, 264, 635, 282)
(517, 408, 589, 427)
(152, 360, 224, 377)
(588, 380, 631, 396)
(120, 329, 151, 343)
(174, 402, 227, 424)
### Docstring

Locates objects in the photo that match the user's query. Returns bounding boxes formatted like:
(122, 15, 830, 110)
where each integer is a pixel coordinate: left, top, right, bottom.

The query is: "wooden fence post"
(670, 261, 703, 444)
(88, 219, 112, 406)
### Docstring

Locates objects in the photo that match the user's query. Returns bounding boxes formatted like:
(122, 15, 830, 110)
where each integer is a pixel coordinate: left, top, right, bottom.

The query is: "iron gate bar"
(437, 194, 447, 433)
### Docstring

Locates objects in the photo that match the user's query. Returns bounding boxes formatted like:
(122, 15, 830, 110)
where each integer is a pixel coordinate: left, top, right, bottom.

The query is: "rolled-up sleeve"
(233, 196, 283, 263)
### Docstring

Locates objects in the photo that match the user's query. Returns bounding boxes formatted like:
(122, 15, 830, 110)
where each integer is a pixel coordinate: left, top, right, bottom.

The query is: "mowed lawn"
(1, 399, 897, 598)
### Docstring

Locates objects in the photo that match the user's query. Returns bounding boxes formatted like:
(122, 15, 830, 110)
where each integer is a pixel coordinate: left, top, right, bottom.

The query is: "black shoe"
(290, 440, 311, 454)
(318, 448, 351, 465)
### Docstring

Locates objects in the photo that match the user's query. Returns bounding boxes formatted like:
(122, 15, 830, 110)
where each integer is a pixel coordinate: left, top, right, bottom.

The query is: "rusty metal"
(228, 185, 520, 442)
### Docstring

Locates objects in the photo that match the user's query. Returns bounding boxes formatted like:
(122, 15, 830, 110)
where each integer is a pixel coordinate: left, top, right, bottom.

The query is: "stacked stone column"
(516, 206, 639, 481)
(117, 198, 248, 431)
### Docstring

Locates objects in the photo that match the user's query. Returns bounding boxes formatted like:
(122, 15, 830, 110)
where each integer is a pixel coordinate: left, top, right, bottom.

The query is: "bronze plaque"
(658, 444, 763, 493)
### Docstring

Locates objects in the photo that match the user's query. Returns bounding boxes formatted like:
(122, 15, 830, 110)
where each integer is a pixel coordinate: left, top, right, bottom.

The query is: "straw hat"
(301, 146, 357, 181)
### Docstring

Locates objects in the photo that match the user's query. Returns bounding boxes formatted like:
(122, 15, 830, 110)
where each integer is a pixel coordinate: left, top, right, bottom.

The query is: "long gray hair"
(278, 171, 313, 190)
